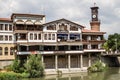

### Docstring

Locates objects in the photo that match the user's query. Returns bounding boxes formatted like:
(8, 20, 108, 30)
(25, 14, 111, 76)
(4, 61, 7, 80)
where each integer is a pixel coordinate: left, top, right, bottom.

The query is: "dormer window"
(47, 24, 56, 30)
(70, 25, 78, 31)
(59, 23, 67, 31)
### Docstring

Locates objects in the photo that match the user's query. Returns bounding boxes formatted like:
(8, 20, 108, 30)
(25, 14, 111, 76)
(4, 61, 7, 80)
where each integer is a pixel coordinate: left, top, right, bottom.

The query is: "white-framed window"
(0, 24, 3, 30)
(48, 34, 51, 40)
(5, 35, 8, 41)
(70, 25, 78, 31)
(5, 47, 8, 55)
(10, 47, 14, 55)
(29, 33, 42, 40)
(52, 34, 55, 40)
(34, 34, 37, 40)
(9, 35, 12, 41)
(0, 35, 3, 41)
(44, 33, 56, 40)
(5, 24, 8, 31)
(38, 33, 41, 40)
(9, 24, 12, 31)
(0, 47, 2, 55)
(44, 34, 47, 40)
(30, 33, 33, 40)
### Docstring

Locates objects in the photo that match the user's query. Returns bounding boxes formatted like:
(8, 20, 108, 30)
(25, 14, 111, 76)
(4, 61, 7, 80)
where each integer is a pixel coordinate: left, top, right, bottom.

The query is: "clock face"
(92, 15, 96, 18)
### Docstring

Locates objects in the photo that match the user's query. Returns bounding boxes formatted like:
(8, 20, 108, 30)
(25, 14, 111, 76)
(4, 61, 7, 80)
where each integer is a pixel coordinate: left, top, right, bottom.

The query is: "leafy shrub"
(4, 65, 12, 71)
(11, 58, 24, 73)
(0, 72, 29, 80)
(88, 61, 107, 72)
(24, 54, 44, 78)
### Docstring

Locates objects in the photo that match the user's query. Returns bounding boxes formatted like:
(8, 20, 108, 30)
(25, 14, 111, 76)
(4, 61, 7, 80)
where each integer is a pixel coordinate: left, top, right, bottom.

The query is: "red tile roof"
(0, 18, 11, 22)
(82, 29, 106, 34)
(11, 13, 45, 19)
(82, 29, 100, 32)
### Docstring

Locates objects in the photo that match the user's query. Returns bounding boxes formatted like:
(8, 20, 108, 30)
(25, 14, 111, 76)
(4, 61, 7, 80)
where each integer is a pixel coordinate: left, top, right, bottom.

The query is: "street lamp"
(115, 39, 117, 53)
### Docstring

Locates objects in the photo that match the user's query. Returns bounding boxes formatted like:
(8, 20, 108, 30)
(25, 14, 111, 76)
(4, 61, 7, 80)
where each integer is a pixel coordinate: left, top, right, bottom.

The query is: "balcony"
(14, 25, 43, 31)
(16, 33, 28, 43)
(84, 49, 105, 52)
(17, 50, 84, 55)
(82, 39, 105, 43)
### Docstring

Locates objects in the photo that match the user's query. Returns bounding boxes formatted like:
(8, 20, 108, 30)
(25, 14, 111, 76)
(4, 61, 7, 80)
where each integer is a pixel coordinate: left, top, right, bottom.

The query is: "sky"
(0, 0, 120, 38)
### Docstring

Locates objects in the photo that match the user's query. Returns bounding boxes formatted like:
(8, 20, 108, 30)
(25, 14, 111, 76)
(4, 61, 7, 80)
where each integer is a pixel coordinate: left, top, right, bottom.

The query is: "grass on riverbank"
(0, 72, 29, 80)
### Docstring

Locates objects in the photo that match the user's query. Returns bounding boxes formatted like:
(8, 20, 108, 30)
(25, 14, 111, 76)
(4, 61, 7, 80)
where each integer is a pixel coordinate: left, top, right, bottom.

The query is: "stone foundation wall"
(0, 60, 13, 69)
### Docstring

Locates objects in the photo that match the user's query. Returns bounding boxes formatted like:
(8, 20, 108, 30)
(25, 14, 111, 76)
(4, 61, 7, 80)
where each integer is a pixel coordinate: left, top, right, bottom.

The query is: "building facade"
(0, 6, 105, 73)
(0, 18, 15, 68)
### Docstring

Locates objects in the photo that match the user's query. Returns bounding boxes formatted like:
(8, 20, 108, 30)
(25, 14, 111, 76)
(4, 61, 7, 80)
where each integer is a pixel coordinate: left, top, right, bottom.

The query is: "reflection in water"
(22, 67, 120, 80)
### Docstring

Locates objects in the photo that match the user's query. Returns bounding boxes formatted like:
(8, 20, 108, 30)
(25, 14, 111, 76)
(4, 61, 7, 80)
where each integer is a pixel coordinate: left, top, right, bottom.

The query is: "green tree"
(104, 33, 120, 52)
(11, 58, 24, 73)
(24, 54, 44, 78)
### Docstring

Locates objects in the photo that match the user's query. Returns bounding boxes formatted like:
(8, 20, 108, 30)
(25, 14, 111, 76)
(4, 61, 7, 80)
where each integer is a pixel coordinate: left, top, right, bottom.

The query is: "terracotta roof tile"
(82, 29, 106, 34)
(82, 29, 99, 32)
(0, 18, 11, 21)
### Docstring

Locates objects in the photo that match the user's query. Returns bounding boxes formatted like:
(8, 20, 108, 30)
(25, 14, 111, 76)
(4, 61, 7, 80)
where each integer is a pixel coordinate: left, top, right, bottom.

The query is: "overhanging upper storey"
(11, 13, 46, 25)
(43, 18, 85, 33)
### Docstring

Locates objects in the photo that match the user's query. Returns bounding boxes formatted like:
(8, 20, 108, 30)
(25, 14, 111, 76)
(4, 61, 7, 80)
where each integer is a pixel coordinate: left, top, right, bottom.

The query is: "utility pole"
(115, 39, 117, 53)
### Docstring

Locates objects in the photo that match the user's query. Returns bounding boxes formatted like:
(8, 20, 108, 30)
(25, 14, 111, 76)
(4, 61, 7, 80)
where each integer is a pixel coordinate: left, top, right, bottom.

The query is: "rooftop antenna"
(41, 5, 45, 15)
(94, 2, 96, 7)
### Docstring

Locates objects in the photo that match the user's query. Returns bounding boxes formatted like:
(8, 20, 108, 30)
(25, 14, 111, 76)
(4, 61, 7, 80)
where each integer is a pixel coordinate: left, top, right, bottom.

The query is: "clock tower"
(90, 5, 100, 31)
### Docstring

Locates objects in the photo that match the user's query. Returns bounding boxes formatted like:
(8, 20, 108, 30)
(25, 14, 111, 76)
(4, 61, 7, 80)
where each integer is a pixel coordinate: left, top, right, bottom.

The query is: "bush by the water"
(0, 72, 29, 80)
(2, 54, 44, 79)
(24, 54, 44, 78)
(88, 61, 107, 72)
(11, 58, 25, 73)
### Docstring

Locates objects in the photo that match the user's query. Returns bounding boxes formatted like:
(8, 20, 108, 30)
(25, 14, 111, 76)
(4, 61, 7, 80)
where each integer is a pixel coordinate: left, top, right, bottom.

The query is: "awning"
(57, 34, 68, 37)
(70, 34, 80, 37)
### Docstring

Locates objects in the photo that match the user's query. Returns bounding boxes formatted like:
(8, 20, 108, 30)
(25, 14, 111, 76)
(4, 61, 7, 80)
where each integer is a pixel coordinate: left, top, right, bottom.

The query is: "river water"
(22, 67, 120, 80)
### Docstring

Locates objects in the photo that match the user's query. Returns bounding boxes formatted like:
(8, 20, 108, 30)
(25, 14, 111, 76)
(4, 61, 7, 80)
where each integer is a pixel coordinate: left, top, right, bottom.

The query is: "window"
(0, 35, 3, 41)
(0, 47, 2, 55)
(59, 23, 67, 31)
(44, 34, 47, 40)
(47, 24, 56, 30)
(5, 24, 8, 30)
(38, 33, 41, 40)
(48, 34, 51, 40)
(30, 33, 33, 40)
(70, 26, 78, 31)
(34, 34, 37, 40)
(70, 34, 80, 40)
(19, 34, 26, 40)
(5, 47, 8, 55)
(5, 35, 8, 41)
(0, 24, 3, 30)
(9, 24, 12, 31)
(52, 34, 55, 40)
(9, 36, 12, 41)
(10, 47, 14, 55)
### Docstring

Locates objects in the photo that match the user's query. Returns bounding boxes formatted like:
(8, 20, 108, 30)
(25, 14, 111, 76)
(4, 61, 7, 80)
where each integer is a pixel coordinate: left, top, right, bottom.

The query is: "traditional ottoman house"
(42, 18, 84, 73)
(0, 18, 14, 68)
(11, 13, 46, 61)
(0, 5, 105, 74)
